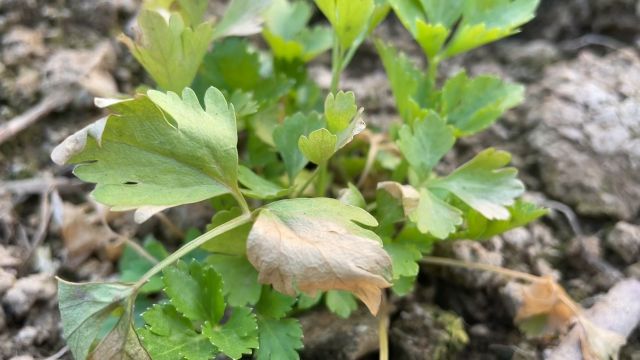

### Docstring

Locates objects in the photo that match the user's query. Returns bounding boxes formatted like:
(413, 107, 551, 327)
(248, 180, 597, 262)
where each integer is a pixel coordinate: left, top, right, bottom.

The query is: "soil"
(1, 0, 640, 359)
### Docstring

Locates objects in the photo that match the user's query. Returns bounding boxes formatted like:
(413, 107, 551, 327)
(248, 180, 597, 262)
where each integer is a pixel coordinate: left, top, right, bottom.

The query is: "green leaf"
(163, 261, 225, 324)
(197, 38, 261, 92)
(202, 307, 259, 359)
(431, 148, 524, 220)
(458, 199, 548, 240)
(444, 0, 540, 57)
(203, 207, 252, 255)
(338, 183, 366, 209)
(441, 71, 524, 135)
(384, 241, 421, 279)
(325, 91, 358, 133)
(411, 187, 462, 239)
(391, 275, 417, 296)
(298, 128, 338, 165)
(420, 0, 465, 27)
(208, 254, 262, 307)
(247, 198, 392, 315)
(256, 286, 297, 319)
(397, 111, 455, 179)
(120, 10, 213, 93)
(89, 298, 151, 360)
(176, 0, 208, 26)
(297, 293, 323, 310)
(374, 39, 430, 123)
(52, 87, 240, 221)
(256, 317, 304, 360)
(273, 112, 323, 182)
(139, 304, 216, 360)
(212, 0, 272, 39)
(238, 166, 289, 199)
(58, 280, 135, 360)
(119, 236, 168, 294)
(415, 20, 448, 59)
(325, 290, 358, 318)
(321, 91, 366, 150)
(315, 0, 374, 49)
(264, 0, 332, 61)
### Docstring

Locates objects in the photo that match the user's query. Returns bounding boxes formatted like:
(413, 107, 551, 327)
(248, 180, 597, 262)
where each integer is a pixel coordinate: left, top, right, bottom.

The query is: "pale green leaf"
(338, 183, 366, 209)
(58, 280, 135, 360)
(273, 112, 323, 182)
(325, 290, 358, 318)
(375, 39, 430, 123)
(120, 10, 213, 93)
(430, 148, 525, 220)
(53, 87, 240, 219)
(176, 0, 208, 26)
(457, 199, 548, 240)
(384, 241, 422, 279)
(419, 0, 464, 27)
(238, 166, 289, 199)
(444, 0, 540, 57)
(441, 71, 524, 135)
(391, 275, 417, 296)
(325, 91, 358, 134)
(415, 20, 448, 59)
(139, 304, 216, 360)
(397, 111, 455, 179)
(412, 188, 463, 239)
(202, 307, 259, 359)
(264, 0, 332, 61)
(208, 254, 262, 307)
(163, 261, 225, 324)
(203, 207, 251, 255)
(256, 317, 303, 360)
(247, 198, 392, 315)
(315, 0, 374, 49)
(298, 128, 338, 165)
(212, 0, 272, 39)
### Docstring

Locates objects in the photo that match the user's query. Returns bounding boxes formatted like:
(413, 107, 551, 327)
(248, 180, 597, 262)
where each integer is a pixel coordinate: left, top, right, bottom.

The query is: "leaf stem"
(330, 34, 343, 94)
(421, 256, 541, 283)
(315, 163, 328, 197)
(426, 56, 441, 94)
(292, 168, 319, 198)
(378, 292, 389, 360)
(133, 213, 252, 290)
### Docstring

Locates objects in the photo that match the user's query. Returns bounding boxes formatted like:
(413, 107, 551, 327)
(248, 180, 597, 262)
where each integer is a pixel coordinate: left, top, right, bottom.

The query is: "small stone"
(9, 356, 34, 360)
(3, 273, 56, 317)
(15, 326, 38, 347)
(606, 222, 640, 264)
(300, 307, 378, 360)
(0, 268, 16, 295)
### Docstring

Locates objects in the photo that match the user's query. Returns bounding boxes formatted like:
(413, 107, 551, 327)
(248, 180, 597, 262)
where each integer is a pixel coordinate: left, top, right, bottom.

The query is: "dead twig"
(0, 176, 83, 196)
(0, 92, 72, 145)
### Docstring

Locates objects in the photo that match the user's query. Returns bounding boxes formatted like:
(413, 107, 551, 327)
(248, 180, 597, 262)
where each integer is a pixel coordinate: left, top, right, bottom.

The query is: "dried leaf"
(580, 318, 627, 360)
(247, 198, 392, 315)
(515, 277, 575, 335)
(60, 202, 117, 266)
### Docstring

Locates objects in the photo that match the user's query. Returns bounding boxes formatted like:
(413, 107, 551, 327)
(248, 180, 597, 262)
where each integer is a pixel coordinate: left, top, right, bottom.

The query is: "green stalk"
(330, 33, 343, 94)
(315, 163, 328, 197)
(426, 56, 441, 94)
(133, 213, 253, 290)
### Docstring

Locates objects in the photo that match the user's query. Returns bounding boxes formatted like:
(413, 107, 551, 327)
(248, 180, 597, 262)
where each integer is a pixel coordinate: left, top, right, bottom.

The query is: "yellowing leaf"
(246, 198, 392, 315)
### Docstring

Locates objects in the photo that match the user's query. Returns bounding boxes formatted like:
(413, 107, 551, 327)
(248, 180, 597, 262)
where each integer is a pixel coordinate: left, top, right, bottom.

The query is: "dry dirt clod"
(390, 303, 468, 360)
(2, 273, 56, 318)
(527, 49, 640, 220)
(300, 307, 379, 360)
(606, 222, 640, 265)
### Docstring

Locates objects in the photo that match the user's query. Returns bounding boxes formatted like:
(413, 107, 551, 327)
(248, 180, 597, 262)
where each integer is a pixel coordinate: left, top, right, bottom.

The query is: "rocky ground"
(1, 0, 640, 359)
